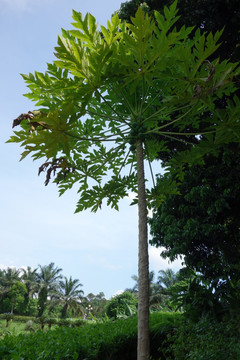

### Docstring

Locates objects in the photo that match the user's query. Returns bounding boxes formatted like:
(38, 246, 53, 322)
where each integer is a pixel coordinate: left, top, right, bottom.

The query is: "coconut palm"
(56, 276, 84, 318)
(36, 262, 62, 317)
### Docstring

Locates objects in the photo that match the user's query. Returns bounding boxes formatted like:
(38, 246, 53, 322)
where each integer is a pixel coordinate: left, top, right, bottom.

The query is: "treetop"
(8, 1, 240, 212)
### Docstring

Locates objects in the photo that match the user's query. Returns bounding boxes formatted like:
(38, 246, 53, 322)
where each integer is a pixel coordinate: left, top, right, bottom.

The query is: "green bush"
(164, 316, 240, 360)
(105, 291, 138, 319)
(1, 312, 239, 360)
(71, 319, 86, 327)
(0, 314, 36, 323)
(0, 312, 180, 360)
(12, 315, 36, 323)
(57, 319, 71, 327)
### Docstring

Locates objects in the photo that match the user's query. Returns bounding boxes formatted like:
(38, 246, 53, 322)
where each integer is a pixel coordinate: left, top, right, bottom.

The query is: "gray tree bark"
(136, 140, 150, 360)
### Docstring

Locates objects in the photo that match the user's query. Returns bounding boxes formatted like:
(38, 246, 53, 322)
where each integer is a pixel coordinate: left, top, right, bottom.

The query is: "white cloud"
(149, 246, 184, 273)
(0, 264, 15, 270)
(112, 289, 124, 297)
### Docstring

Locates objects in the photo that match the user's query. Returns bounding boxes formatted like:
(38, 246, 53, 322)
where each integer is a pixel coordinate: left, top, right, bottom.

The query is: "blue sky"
(0, 0, 182, 299)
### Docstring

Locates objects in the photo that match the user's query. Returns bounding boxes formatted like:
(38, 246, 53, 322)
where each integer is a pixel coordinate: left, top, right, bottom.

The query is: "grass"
(0, 319, 27, 337)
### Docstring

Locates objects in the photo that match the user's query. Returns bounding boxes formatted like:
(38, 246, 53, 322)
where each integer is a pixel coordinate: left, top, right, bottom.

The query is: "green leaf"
(9, 3, 240, 212)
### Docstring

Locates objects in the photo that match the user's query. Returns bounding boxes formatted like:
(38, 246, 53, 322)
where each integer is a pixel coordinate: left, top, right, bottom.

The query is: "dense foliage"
(0, 264, 184, 319)
(0, 312, 180, 360)
(149, 145, 240, 317)
(118, 0, 240, 62)
(0, 312, 240, 360)
(106, 291, 138, 319)
(8, 1, 240, 358)
(117, 0, 240, 321)
(117, 0, 240, 164)
(166, 316, 240, 360)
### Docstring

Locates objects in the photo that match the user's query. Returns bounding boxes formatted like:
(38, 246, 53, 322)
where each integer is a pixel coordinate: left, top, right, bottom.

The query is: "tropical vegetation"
(0, 263, 185, 319)
(4, 0, 240, 358)
(0, 264, 86, 319)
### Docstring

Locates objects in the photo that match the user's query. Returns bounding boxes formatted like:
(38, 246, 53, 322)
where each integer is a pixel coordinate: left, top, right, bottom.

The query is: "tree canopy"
(118, 0, 240, 62)
(149, 144, 240, 315)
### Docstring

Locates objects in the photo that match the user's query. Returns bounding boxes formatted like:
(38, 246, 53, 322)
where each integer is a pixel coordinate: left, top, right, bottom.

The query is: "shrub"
(105, 291, 138, 319)
(165, 316, 240, 360)
(58, 319, 71, 327)
(71, 319, 86, 328)
(0, 312, 181, 360)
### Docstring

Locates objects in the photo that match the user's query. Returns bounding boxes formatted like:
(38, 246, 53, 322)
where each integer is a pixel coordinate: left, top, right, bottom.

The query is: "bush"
(71, 319, 86, 328)
(0, 312, 180, 359)
(57, 319, 71, 327)
(105, 291, 138, 319)
(12, 315, 36, 323)
(1, 312, 239, 360)
(165, 316, 240, 360)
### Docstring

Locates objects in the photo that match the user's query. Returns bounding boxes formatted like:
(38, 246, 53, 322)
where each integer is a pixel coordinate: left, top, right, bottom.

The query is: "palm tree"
(157, 269, 178, 292)
(128, 271, 163, 308)
(36, 263, 62, 317)
(0, 267, 21, 298)
(0, 268, 24, 314)
(56, 276, 84, 318)
(21, 266, 38, 312)
(130, 271, 156, 295)
(1, 267, 20, 288)
(0, 269, 8, 306)
(129, 269, 180, 310)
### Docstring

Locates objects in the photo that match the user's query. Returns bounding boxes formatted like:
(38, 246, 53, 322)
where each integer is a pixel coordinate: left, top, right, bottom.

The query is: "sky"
(0, 0, 182, 299)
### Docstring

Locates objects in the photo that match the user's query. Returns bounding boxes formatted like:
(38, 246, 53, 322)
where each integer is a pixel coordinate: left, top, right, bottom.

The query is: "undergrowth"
(0, 312, 239, 359)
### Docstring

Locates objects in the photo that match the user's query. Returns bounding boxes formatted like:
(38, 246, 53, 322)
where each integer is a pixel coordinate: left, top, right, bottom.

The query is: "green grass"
(0, 319, 27, 337)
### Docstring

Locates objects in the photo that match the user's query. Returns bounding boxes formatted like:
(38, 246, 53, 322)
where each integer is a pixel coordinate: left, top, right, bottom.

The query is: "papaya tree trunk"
(136, 140, 150, 360)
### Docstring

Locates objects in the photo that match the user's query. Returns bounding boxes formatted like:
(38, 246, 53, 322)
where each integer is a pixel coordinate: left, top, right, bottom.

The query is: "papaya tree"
(8, 2, 240, 358)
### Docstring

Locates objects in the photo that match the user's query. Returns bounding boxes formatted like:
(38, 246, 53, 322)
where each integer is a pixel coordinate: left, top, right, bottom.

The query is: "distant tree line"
(0, 263, 106, 319)
(1, 263, 192, 320)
